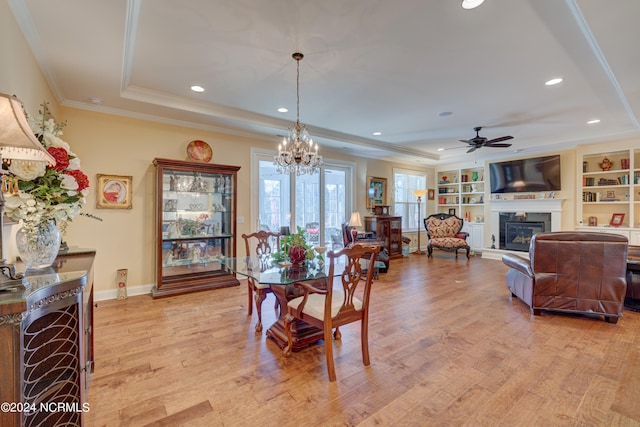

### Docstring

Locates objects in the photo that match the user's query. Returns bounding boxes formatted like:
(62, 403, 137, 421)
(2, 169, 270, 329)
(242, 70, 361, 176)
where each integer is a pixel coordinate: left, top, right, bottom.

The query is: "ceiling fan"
(460, 127, 513, 153)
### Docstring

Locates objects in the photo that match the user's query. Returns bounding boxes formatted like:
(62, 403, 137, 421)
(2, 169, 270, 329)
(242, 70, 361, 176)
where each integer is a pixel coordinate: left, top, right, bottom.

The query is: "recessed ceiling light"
(372, 131, 382, 136)
(190, 85, 205, 93)
(545, 78, 563, 86)
(90, 97, 103, 105)
(587, 119, 601, 124)
(437, 111, 453, 117)
(461, 0, 485, 10)
(437, 148, 445, 152)
(277, 107, 288, 113)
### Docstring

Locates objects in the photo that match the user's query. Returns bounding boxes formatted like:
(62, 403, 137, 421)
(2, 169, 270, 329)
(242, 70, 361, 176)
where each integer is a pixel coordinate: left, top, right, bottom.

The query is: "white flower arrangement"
(4, 102, 90, 239)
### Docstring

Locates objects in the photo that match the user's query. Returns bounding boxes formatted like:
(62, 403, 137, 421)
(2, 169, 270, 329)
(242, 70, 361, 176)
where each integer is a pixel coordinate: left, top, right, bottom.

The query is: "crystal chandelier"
(274, 52, 322, 175)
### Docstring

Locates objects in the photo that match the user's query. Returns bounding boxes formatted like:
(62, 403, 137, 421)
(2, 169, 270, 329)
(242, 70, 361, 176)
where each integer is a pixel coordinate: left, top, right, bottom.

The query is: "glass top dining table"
(221, 256, 346, 285)
(221, 254, 383, 351)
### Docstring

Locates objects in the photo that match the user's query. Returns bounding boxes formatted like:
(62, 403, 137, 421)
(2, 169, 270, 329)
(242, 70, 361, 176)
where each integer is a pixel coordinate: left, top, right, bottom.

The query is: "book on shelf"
(598, 178, 618, 186)
(621, 158, 630, 169)
(616, 175, 628, 185)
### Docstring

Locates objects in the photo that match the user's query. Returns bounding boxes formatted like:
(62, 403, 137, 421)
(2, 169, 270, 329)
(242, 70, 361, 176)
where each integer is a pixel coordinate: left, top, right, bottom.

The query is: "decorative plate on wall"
(187, 140, 213, 162)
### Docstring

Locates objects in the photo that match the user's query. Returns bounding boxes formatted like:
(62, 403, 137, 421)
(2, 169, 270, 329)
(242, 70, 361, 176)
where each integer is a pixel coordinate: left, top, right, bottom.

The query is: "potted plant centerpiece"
(273, 226, 322, 266)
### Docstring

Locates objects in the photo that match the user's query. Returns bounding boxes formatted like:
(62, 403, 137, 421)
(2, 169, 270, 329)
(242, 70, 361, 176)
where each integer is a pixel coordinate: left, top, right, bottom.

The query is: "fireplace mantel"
(490, 198, 565, 234)
(490, 198, 565, 213)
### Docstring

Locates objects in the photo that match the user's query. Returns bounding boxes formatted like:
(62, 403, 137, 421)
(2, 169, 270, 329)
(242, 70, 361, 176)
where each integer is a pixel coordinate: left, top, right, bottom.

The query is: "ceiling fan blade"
(485, 143, 512, 148)
(459, 139, 471, 144)
(466, 146, 477, 153)
(486, 135, 513, 144)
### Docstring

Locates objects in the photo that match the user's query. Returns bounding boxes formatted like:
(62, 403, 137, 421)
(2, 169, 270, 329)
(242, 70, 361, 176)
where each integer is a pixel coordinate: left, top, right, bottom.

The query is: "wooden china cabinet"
(152, 158, 240, 298)
(364, 215, 403, 259)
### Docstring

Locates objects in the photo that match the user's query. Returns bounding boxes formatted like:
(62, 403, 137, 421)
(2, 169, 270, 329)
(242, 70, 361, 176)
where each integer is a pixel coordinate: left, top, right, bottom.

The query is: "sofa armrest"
(502, 253, 533, 277)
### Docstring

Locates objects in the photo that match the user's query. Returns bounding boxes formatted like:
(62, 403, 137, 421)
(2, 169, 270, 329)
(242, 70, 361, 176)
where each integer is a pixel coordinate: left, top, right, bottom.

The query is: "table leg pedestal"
(267, 284, 324, 351)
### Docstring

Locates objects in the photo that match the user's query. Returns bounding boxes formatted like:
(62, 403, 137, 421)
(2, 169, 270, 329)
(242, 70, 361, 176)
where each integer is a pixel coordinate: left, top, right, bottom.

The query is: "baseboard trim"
(94, 278, 248, 301)
(94, 283, 154, 301)
(481, 247, 528, 260)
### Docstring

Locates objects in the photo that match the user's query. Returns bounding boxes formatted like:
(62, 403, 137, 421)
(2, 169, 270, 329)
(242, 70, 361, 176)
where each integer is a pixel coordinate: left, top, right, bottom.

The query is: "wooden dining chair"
(283, 244, 380, 381)
(241, 230, 280, 332)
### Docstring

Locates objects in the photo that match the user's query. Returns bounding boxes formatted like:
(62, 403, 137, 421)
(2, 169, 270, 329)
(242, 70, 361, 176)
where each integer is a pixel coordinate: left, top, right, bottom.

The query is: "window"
(394, 168, 427, 231)
(252, 149, 354, 250)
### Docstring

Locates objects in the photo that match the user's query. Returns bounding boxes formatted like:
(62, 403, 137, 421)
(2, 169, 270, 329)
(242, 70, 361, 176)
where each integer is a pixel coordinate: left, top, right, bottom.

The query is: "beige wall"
(0, 0, 57, 116)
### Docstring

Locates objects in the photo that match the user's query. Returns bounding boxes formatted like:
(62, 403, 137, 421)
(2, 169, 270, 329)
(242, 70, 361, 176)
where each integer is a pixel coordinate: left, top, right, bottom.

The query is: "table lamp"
(0, 93, 56, 286)
(348, 211, 363, 244)
(412, 189, 428, 255)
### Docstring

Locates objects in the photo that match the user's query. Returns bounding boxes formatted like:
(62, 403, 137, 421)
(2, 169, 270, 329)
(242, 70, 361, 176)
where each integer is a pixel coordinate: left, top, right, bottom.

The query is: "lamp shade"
(0, 93, 55, 166)
(349, 211, 363, 227)
(279, 226, 291, 236)
(412, 189, 428, 198)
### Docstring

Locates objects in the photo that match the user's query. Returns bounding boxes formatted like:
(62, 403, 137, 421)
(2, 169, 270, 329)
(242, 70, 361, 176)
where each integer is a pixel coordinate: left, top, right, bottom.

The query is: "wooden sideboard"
(364, 216, 403, 259)
(0, 250, 95, 427)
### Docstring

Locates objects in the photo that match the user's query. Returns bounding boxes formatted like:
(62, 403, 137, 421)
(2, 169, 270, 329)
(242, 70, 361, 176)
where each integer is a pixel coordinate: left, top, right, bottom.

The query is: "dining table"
(222, 255, 384, 351)
(222, 256, 342, 351)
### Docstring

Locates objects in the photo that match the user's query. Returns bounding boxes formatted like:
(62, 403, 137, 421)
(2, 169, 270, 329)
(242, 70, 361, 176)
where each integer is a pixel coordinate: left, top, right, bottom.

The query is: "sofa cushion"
(429, 237, 468, 249)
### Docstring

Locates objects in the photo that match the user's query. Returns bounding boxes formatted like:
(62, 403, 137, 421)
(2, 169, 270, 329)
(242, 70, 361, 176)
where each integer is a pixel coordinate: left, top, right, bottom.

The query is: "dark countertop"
(0, 249, 95, 316)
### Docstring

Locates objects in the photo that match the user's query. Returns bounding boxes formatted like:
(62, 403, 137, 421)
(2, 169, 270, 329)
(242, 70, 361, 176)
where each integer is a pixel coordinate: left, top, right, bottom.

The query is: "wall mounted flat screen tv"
(489, 155, 561, 193)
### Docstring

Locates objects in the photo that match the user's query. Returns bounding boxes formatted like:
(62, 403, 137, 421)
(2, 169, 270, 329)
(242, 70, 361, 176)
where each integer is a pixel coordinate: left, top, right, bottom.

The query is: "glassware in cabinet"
(153, 158, 241, 298)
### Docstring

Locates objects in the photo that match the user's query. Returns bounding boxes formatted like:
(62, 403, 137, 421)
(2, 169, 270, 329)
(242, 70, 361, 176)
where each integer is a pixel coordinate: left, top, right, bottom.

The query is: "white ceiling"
(8, 0, 640, 165)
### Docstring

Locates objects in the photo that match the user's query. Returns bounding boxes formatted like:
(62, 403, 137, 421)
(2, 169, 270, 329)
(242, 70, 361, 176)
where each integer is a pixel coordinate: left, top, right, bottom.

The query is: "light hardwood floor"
(87, 254, 640, 426)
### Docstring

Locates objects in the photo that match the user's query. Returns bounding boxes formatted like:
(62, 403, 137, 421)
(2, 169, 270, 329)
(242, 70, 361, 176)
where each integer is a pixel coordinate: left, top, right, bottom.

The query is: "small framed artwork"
(427, 189, 435, 200)
(366, 176, 387, 208)
(97, 174, 133, 209)
(588, 216, 598, 226)
(448, 208, 456, 216)
(610, 213, 625, 227)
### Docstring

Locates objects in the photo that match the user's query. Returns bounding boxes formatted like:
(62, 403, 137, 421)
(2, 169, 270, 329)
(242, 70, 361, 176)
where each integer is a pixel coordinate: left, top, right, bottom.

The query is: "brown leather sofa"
(502, 231, 628, 323)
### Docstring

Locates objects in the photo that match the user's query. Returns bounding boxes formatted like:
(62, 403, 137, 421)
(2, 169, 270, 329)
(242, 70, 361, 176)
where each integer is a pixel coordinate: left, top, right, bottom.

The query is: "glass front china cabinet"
(152, 158, 240, 298)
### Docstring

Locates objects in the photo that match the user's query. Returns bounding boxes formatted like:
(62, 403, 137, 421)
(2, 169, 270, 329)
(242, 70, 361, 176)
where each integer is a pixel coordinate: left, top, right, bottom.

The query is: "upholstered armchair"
(502, 231, 628, 323)
(423, 213, 470, 259)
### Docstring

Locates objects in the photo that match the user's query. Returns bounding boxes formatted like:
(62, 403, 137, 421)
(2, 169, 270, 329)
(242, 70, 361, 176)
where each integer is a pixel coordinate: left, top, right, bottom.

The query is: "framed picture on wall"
(366, 176, 387, 208)
(427, 189, 435, 200)
(448, 208, 456, 216)
(97, 174, 133, 209)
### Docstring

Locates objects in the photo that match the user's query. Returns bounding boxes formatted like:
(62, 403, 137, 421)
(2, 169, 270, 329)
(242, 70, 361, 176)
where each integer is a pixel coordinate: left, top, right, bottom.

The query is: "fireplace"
(504, 221, 545, 251)
(498, 212, 551, 251)
(485, 198, 564, 259)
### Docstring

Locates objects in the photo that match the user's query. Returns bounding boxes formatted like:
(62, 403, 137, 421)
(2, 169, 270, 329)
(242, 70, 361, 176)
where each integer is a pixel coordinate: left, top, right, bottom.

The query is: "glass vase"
(16, 221, 62, 270)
